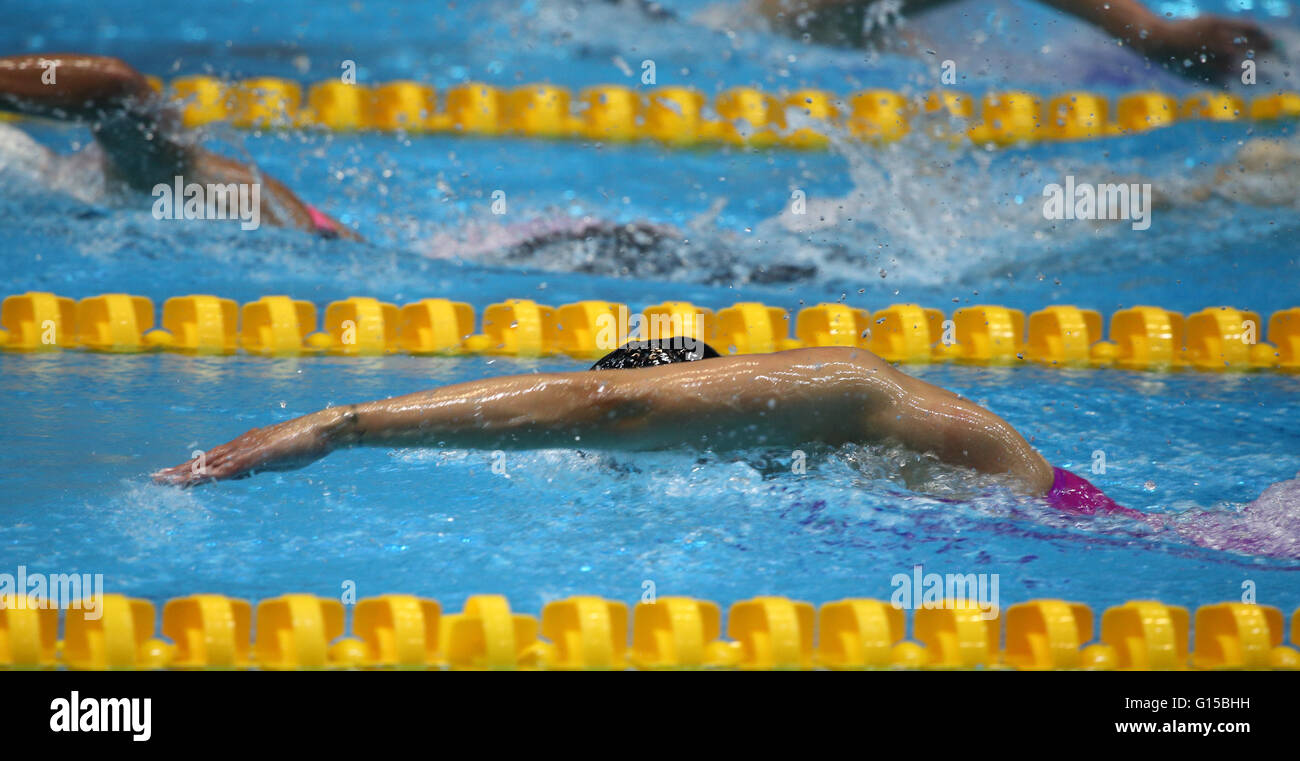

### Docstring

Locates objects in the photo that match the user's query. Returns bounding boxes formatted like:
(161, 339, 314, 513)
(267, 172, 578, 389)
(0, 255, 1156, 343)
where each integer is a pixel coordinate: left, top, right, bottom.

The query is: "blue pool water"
(2, 0, 1299, 619)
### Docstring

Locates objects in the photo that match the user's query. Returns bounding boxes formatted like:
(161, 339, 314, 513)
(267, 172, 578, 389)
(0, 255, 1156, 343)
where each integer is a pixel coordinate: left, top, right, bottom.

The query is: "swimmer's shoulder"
(768, 345, 895, 371)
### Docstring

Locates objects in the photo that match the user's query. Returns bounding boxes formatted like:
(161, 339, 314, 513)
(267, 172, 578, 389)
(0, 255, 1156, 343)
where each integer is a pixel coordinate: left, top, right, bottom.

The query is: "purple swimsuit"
(1046, 467, 1141, 518)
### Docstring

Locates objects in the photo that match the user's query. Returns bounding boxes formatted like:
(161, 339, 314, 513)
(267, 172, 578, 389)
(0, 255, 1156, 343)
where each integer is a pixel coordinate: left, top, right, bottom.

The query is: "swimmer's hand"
(1141, 15, 1272, 82)
(151, 411, 338, 487)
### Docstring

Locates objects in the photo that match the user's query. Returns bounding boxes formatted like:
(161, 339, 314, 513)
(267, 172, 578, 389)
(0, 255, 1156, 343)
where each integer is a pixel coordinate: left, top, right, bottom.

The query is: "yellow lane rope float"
(2, 292, 1297, 372)
(97, 77, 1300, 147)
(1, 593, 1296, 670)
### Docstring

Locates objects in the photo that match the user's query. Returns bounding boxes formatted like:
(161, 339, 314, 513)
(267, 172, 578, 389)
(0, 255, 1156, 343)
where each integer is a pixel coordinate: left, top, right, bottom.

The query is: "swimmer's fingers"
(150, 461, 206, 487)
(151, 428, 272, 487)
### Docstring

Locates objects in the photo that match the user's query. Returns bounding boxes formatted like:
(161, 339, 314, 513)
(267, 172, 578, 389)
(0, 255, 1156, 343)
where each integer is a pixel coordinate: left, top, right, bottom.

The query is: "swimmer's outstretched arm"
(153, 347, 1054, 493)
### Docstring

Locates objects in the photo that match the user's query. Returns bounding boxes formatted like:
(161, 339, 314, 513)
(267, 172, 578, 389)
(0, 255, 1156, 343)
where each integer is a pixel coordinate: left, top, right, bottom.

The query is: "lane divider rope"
(3, 292, 1297, 371)
(1, 594, 1295, 670)
(8, 77, 1291, 147)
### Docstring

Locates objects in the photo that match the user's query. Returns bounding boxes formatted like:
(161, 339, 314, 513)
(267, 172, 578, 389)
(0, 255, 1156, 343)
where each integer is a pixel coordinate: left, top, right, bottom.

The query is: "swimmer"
(0, 53, 358, 239)
(1195, 138, 1300, 207)
(1105, 137, 1300, 209)
(152, 341, 1136, 517)
(755, 0, 1270, 83)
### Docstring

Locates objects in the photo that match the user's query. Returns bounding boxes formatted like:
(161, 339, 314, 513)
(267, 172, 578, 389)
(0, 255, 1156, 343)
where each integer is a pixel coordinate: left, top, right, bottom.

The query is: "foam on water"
(1170, 475, 1300, 558)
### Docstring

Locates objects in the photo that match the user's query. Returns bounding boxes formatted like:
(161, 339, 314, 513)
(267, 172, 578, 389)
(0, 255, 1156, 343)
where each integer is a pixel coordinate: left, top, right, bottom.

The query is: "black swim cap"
(589, 338, 720, 370)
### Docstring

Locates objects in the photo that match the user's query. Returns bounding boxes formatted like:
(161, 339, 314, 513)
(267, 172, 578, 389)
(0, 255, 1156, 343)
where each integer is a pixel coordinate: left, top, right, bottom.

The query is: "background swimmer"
(152, 343, 1134, 516)
(754, 0, 1271, 82)
(0, 53, 358, 239)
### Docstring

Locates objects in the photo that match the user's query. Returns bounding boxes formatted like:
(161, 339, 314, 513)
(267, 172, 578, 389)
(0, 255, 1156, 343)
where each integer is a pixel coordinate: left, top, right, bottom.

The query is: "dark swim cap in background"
(590, 339, 721, 370)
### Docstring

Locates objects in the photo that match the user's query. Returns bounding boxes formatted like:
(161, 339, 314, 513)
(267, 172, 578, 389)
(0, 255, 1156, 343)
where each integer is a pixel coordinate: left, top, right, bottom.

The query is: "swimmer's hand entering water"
(152, 347, 1055, 493)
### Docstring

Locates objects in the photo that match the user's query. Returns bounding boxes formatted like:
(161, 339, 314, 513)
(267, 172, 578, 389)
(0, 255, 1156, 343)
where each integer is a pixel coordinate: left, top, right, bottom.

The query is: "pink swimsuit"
(1046, 467, 1142, 518)
(304, 204, 340, 238)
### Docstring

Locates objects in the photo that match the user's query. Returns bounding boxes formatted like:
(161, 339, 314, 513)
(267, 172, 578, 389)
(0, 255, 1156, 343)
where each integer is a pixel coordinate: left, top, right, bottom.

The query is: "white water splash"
(1171, 475, 1300, 559)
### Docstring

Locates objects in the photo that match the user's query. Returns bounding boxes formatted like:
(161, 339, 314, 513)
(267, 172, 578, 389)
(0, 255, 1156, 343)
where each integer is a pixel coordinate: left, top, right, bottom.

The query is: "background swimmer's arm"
(1038, 0, 1271, 80)
(758, 0, 1268, 81)
(153, 348, 1052, 492)
(0, 54, 157, 120)
(0, 53, 192, 190)
(0, 53, 359, 238)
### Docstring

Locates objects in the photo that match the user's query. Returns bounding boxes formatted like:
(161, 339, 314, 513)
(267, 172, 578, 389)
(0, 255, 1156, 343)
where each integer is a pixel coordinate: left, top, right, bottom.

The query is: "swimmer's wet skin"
(152, 345, 1131, 515)
(0, 53, 357, 239)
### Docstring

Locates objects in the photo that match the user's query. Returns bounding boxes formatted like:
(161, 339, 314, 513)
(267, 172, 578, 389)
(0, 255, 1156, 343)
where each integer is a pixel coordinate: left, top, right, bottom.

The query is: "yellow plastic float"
(239, 295, 318, 355)
(0, 596, 60, 669)
(253, 594, 345, 670)
(161, 595, 253, 669)
(1114, 91, 1179, 133)
(1043, 92, 1110, 141)
(780, 89, 839, 148)
(950, 305, 1025, 363)
(866, 303, 946, 363)
(303, 81, 370, 130)
(1192, 603, 1295, 669)
(505, 84, 575, 138)
(1026, 305, 1102, 366)
(641, 301, 715, 345)
(577, 85, 640, 142)
(0, 291, 77, 350)
(794, 303, 870, 348)
(630, 597, 732, 669)
(321, 297, 400, 354)
(170, 75, 230, 127)
(76, 294, 155, 352)
(715, 302, 800, 354)
(154, 294, 239, 353)
(726, 596, 816, 670)
(539, 596, 629, 670)
(912, 603, 1000, 668)
(64, 594, 172, 670)
(439, 594, 541, 670)
(1250, 91, 1300, 120)
(442, 82, 504, 135)
(347, 595, 442, 669)
(715, 86, 782, 146)
(1101, 600, 1190, 670)
(1184, 306, 1271, 370)
(555, 300, 629, 359)
(814, 598, 905, 669)
(466, 298, 557, 356)
(643, 86, 706, 146)
(1181, 91, 1245, 121)
(369, 81, 436, 131)
(1004, 599, 1094, 670)
(969, 91, 1041, 145)
(848, 89, 909, 142)
(1102, 305, 1184, 370)
(1268, 307, 1300, 370)
(230, 77, 301, 128)
(397, 298, 474, 354)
